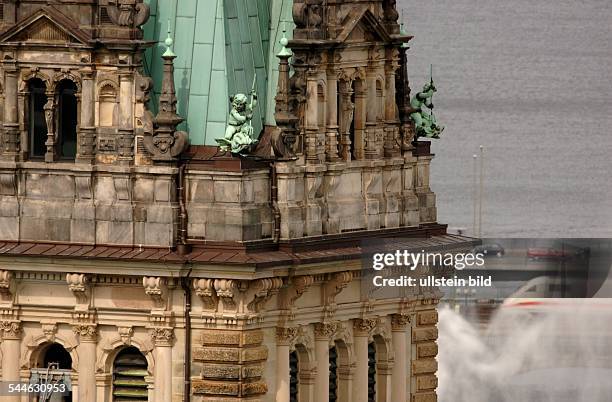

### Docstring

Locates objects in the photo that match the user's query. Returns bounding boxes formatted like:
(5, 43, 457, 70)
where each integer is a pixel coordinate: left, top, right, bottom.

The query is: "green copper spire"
(162, 19, 175, 58)
(277, 24, 292, 58)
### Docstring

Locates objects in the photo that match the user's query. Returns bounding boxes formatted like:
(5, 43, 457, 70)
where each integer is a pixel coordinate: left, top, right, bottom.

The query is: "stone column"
(353, 319, 375, 402)
(353, 79, 367, 160)
(305, 71, 319, 163)
(78, 69, 96, 163)
(365, 68, 378, 159)
(2, 63, 19, 160)
(276, 327, 297, 402)
(314, 323, 336, 402)
(384, 59, 400, 157)
(118, 71, 134, 164)
(326, 70, 339, 161)
(1, 320, 21, 402)
(337, 81, 353, 161)
(151, 327, 174, 402)
(73, 324, 98, 402)
(391, 314, 410, 402)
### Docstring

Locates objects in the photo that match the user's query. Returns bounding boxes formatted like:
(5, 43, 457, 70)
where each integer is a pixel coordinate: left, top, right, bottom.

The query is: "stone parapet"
(0, 163, 178, 247)
(186, 167, 272, 242)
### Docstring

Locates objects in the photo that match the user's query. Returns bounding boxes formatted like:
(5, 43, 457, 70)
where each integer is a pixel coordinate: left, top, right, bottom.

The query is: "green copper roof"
(143, 0, 295, 145)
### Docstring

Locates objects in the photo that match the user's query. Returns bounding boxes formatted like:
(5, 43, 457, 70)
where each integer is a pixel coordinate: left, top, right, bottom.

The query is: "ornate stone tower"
(0, 0, 189, 248)
(0, 1, 472, 402)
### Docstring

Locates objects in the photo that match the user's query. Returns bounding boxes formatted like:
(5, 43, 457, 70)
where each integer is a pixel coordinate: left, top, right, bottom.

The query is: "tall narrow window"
(28, 79, 47, 159)
(56, 80, 77, 160)
(329, 346, 338, 402)
(290, 350, 299, 402)
(113, 347, 148, 401)
(368, 342, 377, 402)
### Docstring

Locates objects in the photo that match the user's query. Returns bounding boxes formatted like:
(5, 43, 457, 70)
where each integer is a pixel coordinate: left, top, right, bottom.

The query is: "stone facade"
(0, 1, 472, 402)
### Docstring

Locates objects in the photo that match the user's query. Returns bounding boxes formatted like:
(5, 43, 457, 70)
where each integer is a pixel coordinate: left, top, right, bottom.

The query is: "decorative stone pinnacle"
(143, 21, 189, 163)
(163, 19, 175, 58)
(277, 24, 292, 58)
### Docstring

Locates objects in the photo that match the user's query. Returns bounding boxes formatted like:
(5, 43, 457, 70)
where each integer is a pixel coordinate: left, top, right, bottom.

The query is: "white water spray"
(438, 302, 612, 402)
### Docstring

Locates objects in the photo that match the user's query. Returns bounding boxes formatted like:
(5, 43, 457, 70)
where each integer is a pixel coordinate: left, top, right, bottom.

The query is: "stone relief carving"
(193, 277, 285, 324)
(149, 326, 174, 347)
(321, 271, 352, 319)
(0, 270, 15, 304)
(143, 276, 167, 310)
(106, 0, 150, 27)
(66, 273, 92, 310)
(73, 323, 98, 342)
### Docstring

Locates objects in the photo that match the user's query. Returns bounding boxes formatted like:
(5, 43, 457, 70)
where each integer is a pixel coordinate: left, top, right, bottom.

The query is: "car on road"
(472, 243, 505, 257)
(527, 247, 574, 261)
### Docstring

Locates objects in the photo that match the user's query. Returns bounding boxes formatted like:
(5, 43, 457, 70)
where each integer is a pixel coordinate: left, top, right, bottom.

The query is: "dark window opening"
(38, 343, 72, 402)
(100, 7, 113, 25)
(43, 343, 72, 370)
(329, 346, 338, 402)
(28, 79, 47, 159)
(368, 342, 377, 402)
(113, 347, 148, 401)
(56, 80, 78, 160)
(290, 350, 299, 402)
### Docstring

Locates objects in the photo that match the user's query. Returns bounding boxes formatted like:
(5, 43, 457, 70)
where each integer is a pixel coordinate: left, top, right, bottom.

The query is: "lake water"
(400, 0, 612, 237)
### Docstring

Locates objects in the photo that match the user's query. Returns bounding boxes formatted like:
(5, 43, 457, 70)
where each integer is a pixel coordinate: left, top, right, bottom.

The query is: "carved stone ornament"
(150, 326, 174, 347)
(314, 322, 338, 340)
(193, 278, 217, 311)
(391, 313, 411, 330)
(106, 0, 151, 27)
(278, 275, 314, 312)
(0, 320, 22, 340)
(143, 276, 167, 309)
(42, 323, 58, 342)
(73, 324, 98, 342)
(322, 271, 352, 318)
(353, 318, 377, 336)
(143, 28, 189, 162)
(276, 326, 298, 345)
(118, 326, 134, 345)
(66, 273, 92, 309)
(0, 270, 14, 302)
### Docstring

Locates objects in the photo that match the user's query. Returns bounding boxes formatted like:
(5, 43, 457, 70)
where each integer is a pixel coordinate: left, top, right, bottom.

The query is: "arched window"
(368, 342, 377, 402)
(27, 78, 47, 159)
(290, 350, 299, 402)
(31, 343, 73, 402)
(329, 346, 338, 402)
(113, 347, 148, 401)
(56, 80, 78, 160)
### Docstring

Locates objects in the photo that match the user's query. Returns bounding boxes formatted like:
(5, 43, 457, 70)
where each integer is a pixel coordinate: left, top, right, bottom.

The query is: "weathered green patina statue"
(216, 76, 258, 154)
(410, 69, 444, 139)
